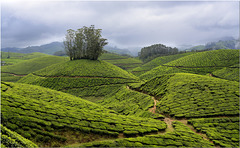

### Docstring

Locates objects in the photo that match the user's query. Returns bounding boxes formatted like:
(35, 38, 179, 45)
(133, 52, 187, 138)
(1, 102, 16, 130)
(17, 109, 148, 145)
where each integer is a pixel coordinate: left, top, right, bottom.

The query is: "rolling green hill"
(130, 73, 239, 118)
(164, 49, 239, 67)
(212, 64, 239, 82)
(1, 124, 38, 148)
(75, 121, 213, 147)
(1, 56, 68, 82)
(99, 53, 143, 71)
(18, 59, 140, 102)
(1, 82, 166, 147)
(1, 52, 48, 65)
(138, 49, 239, 80)
(131, 52, 195, 76)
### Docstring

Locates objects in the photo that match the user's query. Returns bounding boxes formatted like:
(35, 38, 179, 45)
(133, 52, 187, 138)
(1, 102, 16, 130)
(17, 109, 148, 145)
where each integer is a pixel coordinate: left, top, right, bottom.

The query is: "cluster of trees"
(64, 25, 108, 60)
(139, 44, 178, 61)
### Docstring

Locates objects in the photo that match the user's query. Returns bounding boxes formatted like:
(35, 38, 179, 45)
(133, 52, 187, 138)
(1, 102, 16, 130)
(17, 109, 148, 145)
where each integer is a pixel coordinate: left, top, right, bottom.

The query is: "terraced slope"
(165, 49, 239, 67)
(1, 124, 38, 148)
(76, 121, 213, 147)
(99, 53, 143, 71)
(131, 52, 195, 76)
(212, 64, 239, 82)
(139, 49, 239, 80)
(1, 56, 68, 82)
(188, 117, 239, 147)
(130, 73, 239, 118)
(1, 82, 166, 147)
(18, 60, 139, 95)
(98, 86, 162, 118)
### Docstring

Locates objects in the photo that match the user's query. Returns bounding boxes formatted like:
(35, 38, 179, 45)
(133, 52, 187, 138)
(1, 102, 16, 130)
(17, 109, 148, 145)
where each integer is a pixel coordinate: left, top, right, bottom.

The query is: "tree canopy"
(64, 25, 108, 60)
(139, 44, 178, 61)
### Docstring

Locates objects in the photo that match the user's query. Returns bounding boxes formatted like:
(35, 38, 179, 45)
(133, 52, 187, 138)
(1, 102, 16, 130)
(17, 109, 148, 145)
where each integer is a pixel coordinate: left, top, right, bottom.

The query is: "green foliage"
(63, 84, 123, 98)
(99, 53, 143, 71)
(29, 59, 138, 79)
(1, 82, 166, 146)
(1, 124, 38, 147)
(188, 117, 239, 147)
(139, 66, 186, 80)
(99, 53, 129, 60)
(139, 44, 179, 61)
(77, 121, 213, 147)
(164, 49, 239, 67)
(99, 86, 156, 118)
(18, 74, 137, 91)
(132, 52, 195, 76)
(212, 67, 239, 82)
(133, 73, 239, 118)
(1, 52, 48, 65)
(64, 25, 107, 60)
(1, 73, 23, 82)
(2, 56, 68, 75)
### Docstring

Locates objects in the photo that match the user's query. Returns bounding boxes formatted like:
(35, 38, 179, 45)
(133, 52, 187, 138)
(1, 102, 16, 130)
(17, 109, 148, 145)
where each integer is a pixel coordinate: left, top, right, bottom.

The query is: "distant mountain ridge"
(1, 42, 135, 56)
(187, 38, 239, 51)
(1, 42, 64, 55)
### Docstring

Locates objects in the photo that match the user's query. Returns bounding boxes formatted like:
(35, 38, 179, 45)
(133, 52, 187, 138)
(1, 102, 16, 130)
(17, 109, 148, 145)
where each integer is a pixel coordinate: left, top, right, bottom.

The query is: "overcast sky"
(1, 0, 239, 49)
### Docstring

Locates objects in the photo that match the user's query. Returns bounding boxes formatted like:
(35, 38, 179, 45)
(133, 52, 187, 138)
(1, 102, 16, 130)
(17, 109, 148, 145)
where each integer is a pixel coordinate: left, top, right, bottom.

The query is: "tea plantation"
(188, 117, 239, 147)
(130, 73, 239, 118)
(1, 56, 68, 82)
(131, 52, 194, 76)
(76, 121, 213, 147)
(138, 49, 239, 81)
(99, 53, 143, 71)
(164, 49, 239, 67)
(1, 82, 166, 147)
(1, 49, 239, 147)
(212, 64, 239, 82)
(1, 52, 47, 65)
(1, 124, 38, 147)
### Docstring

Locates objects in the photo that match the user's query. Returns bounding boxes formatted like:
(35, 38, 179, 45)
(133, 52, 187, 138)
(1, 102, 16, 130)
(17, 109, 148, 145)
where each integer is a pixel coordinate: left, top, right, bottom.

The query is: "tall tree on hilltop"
(64, 25, 108, 60)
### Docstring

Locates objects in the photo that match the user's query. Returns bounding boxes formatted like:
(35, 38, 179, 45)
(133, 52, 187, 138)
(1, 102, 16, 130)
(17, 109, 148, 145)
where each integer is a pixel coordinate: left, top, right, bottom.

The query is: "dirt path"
(127, 85, 217, 146)
(149, 97, 158, 114)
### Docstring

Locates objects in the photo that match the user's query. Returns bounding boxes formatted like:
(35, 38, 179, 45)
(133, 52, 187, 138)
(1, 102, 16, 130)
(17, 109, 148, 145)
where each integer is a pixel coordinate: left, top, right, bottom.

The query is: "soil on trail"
(149, 97, 158, 114)
(127, 85, 217, 146)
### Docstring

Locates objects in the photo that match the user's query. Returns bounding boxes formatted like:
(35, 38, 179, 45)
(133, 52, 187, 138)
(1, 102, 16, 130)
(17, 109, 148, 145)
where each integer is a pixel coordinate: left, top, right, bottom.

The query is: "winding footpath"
(127, 85, 216, 146)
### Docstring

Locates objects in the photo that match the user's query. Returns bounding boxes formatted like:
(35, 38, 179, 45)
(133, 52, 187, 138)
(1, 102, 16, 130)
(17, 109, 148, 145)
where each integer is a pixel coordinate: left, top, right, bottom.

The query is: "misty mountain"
(187, 38, 239, 51)
(103, 46, 133, 56)
(1, 47, 21, 53)
(1, 42, 64, 55)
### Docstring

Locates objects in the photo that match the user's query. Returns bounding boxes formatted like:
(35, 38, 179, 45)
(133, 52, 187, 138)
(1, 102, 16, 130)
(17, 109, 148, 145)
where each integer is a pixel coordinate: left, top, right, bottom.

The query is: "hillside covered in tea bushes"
(1, 49, 239, 147)
(1, 82, 167, 147)
(138, 49, 239, 80)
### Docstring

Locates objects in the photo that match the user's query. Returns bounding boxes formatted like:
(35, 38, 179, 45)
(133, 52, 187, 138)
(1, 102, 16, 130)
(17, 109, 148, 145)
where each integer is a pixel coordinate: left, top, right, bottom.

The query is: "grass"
(130, 73, 239, 118)
(1, 81, 166, 147)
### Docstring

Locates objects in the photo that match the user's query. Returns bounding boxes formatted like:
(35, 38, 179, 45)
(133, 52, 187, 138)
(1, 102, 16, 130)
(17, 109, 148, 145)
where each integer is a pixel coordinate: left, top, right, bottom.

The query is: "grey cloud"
(1, 1, 239, 48)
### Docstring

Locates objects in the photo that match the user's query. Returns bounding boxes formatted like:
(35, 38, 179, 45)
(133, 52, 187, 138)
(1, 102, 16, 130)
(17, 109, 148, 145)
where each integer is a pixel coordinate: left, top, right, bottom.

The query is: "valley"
(1, 49, 239, 147)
